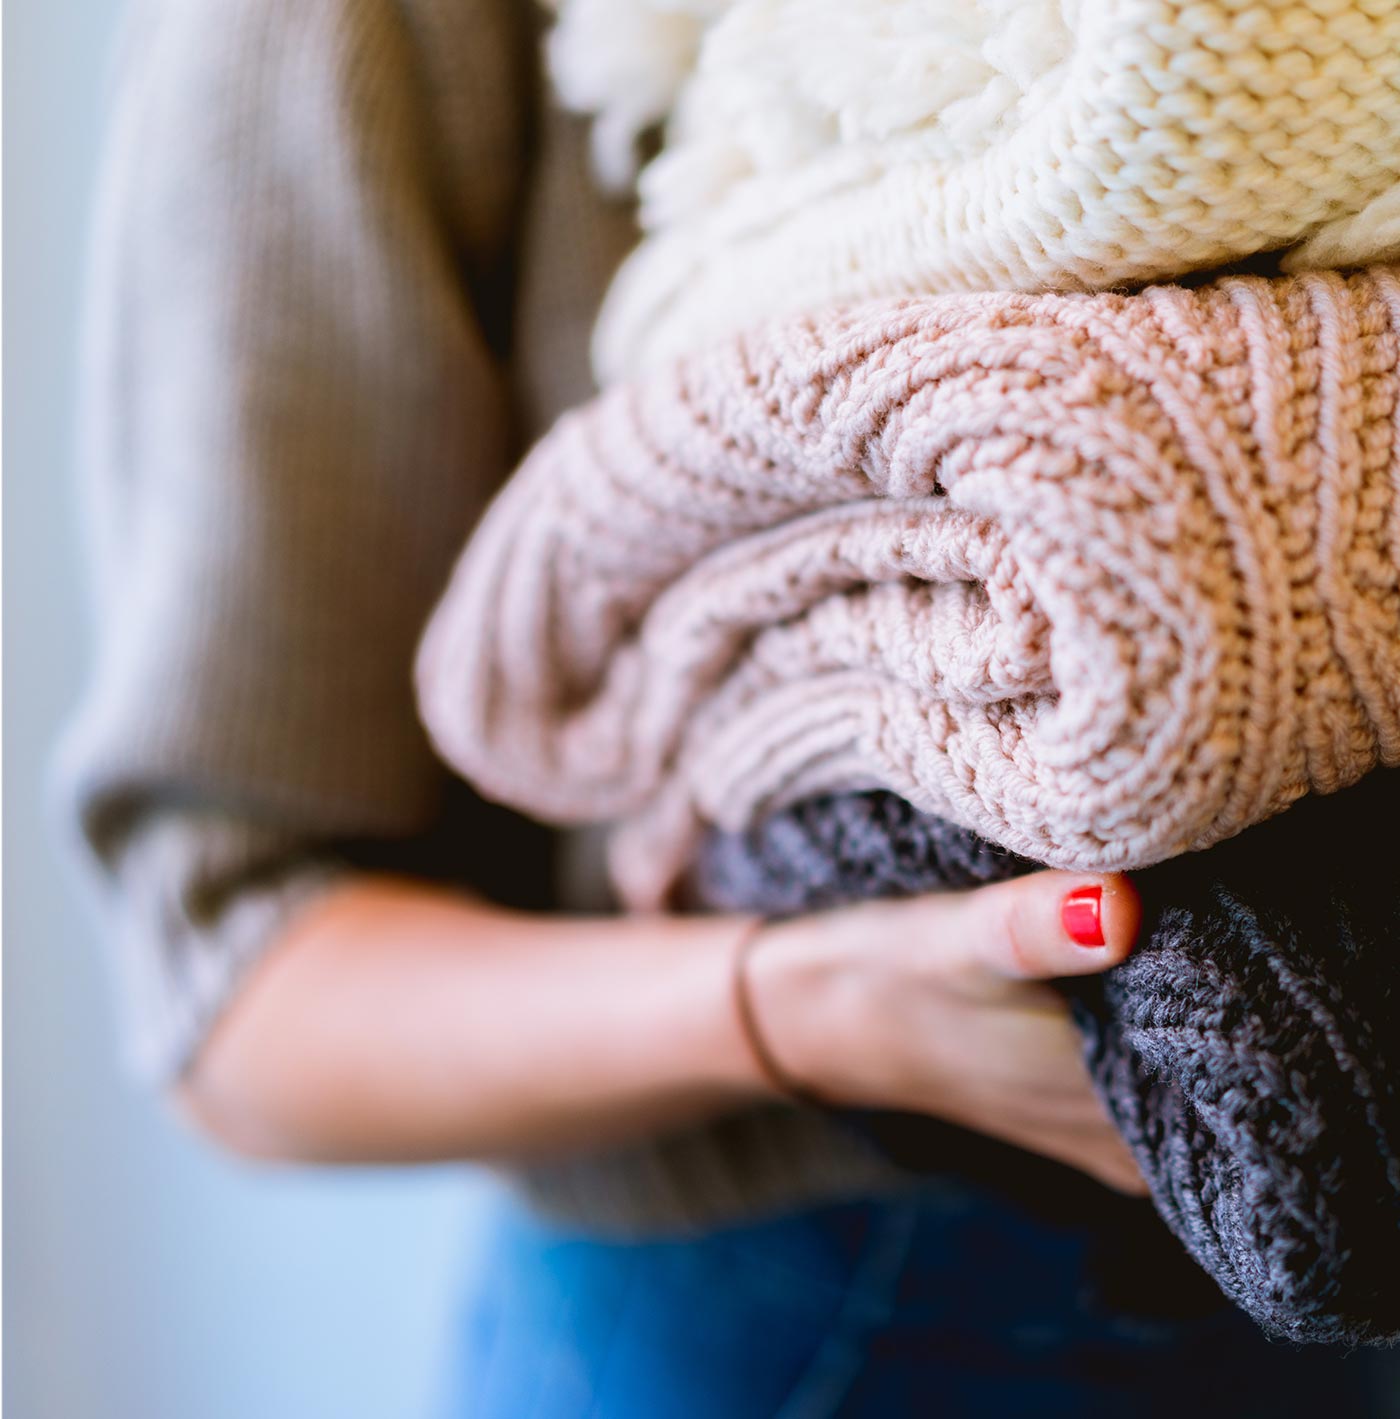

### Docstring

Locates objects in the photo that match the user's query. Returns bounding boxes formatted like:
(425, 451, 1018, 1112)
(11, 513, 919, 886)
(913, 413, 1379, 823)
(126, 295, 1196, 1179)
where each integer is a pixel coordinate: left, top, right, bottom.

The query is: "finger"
(1066, 1129, 1149, 1197)
(1028, 1127, 1150, 1196)
(1095, 1150, 1150, 1197)
(1005, 1089, 1150, 1196)
(945, 871, 1141, 986)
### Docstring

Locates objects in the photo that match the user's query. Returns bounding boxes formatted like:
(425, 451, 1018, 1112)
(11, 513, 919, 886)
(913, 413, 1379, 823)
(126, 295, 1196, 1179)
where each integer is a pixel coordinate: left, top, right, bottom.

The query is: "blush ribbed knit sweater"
(418, 268, 1400, 909)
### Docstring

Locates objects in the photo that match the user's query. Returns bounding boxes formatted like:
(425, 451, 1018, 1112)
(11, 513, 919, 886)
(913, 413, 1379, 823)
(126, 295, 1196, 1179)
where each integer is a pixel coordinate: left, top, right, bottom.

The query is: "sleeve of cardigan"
(53, 0, 532, 1079)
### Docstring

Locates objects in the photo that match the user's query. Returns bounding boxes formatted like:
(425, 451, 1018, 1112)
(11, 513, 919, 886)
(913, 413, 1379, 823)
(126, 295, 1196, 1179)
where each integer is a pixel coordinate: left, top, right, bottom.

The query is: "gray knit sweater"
(56, 0, 905, 1230)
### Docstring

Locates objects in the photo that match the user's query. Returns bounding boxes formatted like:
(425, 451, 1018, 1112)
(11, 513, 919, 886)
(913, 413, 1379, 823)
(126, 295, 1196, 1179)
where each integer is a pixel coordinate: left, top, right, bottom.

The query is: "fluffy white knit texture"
(545, 0, 1400, 381)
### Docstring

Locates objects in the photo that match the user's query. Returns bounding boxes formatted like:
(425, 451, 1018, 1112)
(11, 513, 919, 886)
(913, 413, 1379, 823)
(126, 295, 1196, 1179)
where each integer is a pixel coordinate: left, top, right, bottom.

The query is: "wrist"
(676, 917, 789, 1105)
(738, 907, 876, 1107)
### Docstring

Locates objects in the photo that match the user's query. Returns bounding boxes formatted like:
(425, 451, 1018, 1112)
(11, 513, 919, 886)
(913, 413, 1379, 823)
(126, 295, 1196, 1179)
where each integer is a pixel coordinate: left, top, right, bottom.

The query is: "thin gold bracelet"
(730, 917, 822, 1106)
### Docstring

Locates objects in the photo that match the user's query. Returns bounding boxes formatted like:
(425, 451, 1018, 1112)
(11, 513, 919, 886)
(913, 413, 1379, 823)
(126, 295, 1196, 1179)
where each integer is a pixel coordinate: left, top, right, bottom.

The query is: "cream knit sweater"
(545, 0, 1400, 380)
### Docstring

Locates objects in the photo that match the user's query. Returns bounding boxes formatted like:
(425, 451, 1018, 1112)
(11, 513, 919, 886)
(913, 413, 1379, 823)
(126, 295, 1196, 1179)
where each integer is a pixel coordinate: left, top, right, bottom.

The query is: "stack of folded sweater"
(420, 0, 1400, 1344)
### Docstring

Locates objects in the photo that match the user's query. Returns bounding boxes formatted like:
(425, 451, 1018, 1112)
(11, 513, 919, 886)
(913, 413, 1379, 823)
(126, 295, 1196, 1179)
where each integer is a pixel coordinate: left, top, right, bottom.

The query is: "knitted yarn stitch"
(692, 773, 1400, 1347)
(542, 0, 1400, 379)
(416, 270, 1400, 909)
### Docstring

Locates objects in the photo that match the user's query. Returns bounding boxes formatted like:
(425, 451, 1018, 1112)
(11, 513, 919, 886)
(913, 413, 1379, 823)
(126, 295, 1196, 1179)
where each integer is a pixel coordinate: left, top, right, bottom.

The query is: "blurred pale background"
(5, 2, 490, 1415)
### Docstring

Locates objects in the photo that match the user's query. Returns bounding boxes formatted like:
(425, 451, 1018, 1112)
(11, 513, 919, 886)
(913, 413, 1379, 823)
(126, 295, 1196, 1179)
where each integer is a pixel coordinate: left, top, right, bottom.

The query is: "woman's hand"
(745, 873, 1147, 1195)
(180, 870, 1142, 1196)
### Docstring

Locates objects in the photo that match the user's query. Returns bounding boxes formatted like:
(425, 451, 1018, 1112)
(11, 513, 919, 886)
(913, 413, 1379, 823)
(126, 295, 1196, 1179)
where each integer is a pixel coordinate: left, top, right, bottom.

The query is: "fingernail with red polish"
(1062, 885, 1105, 947)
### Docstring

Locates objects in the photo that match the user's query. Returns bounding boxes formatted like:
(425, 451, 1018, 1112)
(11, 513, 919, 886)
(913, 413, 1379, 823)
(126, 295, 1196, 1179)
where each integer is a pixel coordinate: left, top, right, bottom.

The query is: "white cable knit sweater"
(545, 0, 1400, 380)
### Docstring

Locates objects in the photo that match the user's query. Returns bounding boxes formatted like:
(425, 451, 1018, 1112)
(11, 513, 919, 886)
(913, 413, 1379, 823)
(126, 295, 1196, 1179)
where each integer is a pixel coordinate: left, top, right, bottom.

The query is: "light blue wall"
(4, 3, 489, 1415)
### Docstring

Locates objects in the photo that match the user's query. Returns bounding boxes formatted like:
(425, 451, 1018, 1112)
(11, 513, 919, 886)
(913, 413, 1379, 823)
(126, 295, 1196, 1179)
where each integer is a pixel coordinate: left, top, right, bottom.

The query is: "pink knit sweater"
(417, 268, 1400, 908)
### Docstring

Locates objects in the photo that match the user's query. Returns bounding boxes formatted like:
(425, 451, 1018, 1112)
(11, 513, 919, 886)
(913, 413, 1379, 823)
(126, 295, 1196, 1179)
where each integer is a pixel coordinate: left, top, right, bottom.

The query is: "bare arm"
(178, 870, 1146, 1193)
(177, 878, 766, 1162)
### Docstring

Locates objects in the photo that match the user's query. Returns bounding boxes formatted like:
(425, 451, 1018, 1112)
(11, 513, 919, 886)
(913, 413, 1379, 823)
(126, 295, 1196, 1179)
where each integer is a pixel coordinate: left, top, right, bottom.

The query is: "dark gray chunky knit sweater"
(695, 772, 1400, 1347)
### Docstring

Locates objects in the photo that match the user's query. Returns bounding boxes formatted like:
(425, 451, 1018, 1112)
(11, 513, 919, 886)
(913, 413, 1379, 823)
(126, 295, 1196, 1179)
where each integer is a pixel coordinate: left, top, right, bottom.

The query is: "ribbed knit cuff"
(81, 810, 347, 1081)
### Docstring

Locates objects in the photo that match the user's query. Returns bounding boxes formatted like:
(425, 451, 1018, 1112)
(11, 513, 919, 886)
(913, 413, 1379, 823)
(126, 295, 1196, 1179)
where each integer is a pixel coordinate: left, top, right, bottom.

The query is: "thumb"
(942, 871, 1140, 986)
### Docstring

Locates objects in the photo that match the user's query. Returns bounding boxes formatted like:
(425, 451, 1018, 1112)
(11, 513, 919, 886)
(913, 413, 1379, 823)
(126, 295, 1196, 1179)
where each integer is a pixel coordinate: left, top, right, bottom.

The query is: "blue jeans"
(439, 1183, 1386, 1418)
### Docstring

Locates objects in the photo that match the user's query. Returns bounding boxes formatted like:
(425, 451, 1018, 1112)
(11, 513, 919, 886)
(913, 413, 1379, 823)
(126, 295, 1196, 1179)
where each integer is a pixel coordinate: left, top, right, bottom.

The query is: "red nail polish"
(1062, 885, 1105, 947)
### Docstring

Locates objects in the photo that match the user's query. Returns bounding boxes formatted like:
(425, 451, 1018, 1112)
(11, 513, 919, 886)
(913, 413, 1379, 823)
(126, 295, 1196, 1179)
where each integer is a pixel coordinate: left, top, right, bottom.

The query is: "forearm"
(177, 877, 771, 1165)
(176, 865, 1146, 1195)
